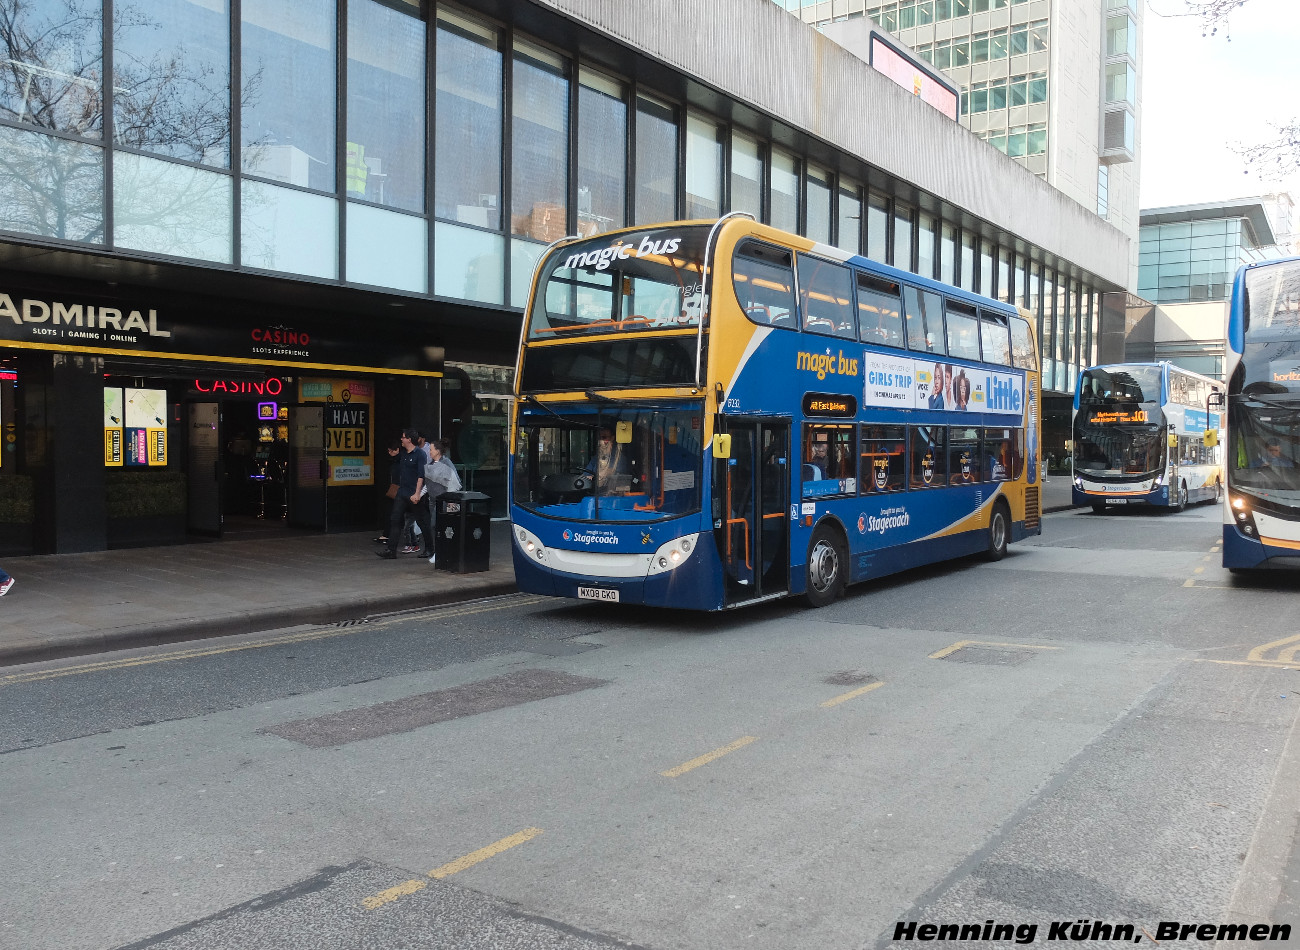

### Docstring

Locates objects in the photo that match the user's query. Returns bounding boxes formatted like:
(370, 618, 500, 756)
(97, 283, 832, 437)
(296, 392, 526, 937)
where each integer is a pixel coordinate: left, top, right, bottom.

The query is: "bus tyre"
(805, 526, 846, 608)
(1091, 504, 1107, 515)
(986, 502, 1010, 561)
(1214, 480, 1223, 504)
(1174, 481, 1188, 512)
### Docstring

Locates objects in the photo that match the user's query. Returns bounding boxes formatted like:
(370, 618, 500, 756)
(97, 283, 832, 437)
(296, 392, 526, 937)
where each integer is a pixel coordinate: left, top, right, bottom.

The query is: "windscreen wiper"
(522, 394, 599, 428)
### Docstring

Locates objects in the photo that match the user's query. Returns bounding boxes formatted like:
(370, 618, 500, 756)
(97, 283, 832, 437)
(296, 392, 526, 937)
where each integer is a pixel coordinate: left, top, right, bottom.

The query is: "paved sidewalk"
(0, 482, 1080, 669)
(0, 523, 517, 668)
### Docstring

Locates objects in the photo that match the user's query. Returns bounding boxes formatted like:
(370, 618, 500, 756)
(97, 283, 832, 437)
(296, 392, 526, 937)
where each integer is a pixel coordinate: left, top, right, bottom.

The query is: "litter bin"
(434, 491, 491, 572)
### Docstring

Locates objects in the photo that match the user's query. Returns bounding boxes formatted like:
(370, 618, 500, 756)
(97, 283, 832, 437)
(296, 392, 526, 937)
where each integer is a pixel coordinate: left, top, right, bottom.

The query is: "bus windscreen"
(527, 226, 712, 340)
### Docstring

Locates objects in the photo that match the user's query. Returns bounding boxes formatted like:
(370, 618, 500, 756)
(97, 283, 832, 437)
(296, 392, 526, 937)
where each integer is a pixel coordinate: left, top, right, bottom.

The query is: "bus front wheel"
(1174, 481, 1188, 512)
(986, 502, 1010, 561)
(805, 526, 846, 608)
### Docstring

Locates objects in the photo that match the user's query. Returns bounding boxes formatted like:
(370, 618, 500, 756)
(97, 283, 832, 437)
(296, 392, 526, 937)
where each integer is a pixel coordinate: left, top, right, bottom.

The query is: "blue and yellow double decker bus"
(509, 217, 1042, 609)
(1221, 256, 1300, 571)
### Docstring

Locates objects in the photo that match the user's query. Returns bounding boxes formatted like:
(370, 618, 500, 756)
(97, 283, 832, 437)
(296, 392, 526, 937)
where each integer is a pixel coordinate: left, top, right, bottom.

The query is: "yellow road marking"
(1248, 634, 1300, 665)
(429, 828, 543, 879)
(363, 878, 426, 910)
(1194, 567, 1205, 574)
(1202, 556, 1213, 562)
(1198, 659, 1300, 670)
(929, 640, 1062, 660)
(821, 681, 884, 708)
(661, 736, 758, 778)
(1248, 634, 1300, 664)
(1184, 579, 1196, 587)
(2, 597, 543, 686)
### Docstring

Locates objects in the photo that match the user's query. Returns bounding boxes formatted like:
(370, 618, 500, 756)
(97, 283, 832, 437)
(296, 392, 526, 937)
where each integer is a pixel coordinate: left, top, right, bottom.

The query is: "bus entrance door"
(717, 420, 789, 604)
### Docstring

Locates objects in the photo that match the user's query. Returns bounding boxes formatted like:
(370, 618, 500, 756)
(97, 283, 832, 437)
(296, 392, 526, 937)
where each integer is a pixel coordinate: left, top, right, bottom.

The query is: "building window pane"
(241, 0, 336, 191)
(577, 69, 625, 236)
(347, 0, 425, 212)
(114, 0, 230, 166)
(434, 220, 503, 304)
(979, 241, 993, 296)
(347, 202, 426, 292)
(435, 10, 501, 228)
(241, 179, 337, 278)
(0, 1, 102, 138)
(917, 212, 935, 280)
(511, 238, 546, 308)
(837, 179, 861, 255)
(634, 94, 676, 225)
(997, 250, 1010, 303)
(769, 147, 798, 232)
(893, 203, 914, 271)
(940, 221, 956, 284)
(730, 130, 762, 219)
(513, 41, 569, 240)
(0, 126, 102, 242)
(114, 153, 231, 262)
(686, 113, 722, 219)
(960, 231, 975, 291)
(866, 191, 889, 263)
(805, 164, 832, 244)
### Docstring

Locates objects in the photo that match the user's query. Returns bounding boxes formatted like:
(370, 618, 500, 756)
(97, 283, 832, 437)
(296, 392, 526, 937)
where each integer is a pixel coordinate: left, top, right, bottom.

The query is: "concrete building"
(1128, 196, 1294, 380)
(779, 0, 1143, 268)
(0, 0, 1128, 554)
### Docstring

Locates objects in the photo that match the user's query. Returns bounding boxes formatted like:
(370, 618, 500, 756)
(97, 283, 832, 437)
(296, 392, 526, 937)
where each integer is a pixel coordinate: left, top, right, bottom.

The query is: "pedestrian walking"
(0, 566, 14, 597)
(377, 429, 432, 559)
(423, 439, 462, 565)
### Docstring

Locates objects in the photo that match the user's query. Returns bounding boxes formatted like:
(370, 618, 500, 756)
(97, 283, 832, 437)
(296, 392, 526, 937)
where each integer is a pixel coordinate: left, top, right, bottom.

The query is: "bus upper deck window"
(797, 255, 856, 339)
(734, 242, 797, 328)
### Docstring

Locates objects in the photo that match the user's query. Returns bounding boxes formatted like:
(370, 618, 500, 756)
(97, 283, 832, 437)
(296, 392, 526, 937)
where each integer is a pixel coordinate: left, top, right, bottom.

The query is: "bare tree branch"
(1235, 120, 1300, 182)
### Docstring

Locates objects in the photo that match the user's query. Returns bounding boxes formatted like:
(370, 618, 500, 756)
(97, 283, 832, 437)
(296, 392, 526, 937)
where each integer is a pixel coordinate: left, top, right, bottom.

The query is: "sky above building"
(1140, 0, 1300, 214)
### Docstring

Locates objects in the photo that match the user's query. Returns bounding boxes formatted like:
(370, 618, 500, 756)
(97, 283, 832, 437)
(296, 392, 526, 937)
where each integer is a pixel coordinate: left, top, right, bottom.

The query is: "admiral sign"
(0, 287, 443, 375)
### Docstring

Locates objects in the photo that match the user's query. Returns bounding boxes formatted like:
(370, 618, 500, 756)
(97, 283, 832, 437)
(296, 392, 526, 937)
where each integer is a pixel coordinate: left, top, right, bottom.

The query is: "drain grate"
(335, 619, 371, 628)
(823, 670, 878, 686)
(943, 646, 1033, 666)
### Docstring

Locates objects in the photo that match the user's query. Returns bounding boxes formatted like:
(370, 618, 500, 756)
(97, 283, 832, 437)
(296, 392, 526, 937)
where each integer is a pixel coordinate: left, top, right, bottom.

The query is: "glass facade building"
(0, 0, 1118, 553)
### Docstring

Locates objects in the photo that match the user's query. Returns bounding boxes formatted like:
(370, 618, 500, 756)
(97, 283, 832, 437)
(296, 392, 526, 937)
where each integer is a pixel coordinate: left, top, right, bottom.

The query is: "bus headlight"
(647, 533, 699, 576)
(1152, 474, 1163, 487)
(514, 525, 548, 563)
(1073, 476, 1083, 489)
(1229, 496, 1259, 538)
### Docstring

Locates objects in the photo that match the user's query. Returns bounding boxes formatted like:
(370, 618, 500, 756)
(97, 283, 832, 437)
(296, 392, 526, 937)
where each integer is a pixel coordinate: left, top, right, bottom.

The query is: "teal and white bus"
(1071, 361, 1223, 513)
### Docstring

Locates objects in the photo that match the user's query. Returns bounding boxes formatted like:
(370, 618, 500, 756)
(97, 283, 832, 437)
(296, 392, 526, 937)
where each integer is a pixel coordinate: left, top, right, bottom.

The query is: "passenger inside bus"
(583, 427, 633, 494)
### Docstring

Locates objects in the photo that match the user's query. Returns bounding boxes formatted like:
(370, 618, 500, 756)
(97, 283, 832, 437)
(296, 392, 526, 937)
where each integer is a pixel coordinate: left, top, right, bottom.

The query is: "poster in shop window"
(299, 378, 374, 487)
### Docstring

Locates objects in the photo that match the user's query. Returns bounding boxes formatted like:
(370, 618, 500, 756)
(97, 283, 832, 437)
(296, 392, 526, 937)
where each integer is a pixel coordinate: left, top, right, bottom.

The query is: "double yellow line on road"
(1, 596, 543, 686)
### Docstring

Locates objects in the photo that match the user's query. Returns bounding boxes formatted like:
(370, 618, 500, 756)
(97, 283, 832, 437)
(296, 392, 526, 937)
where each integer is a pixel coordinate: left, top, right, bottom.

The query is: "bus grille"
(1024, 487, 1040, 529)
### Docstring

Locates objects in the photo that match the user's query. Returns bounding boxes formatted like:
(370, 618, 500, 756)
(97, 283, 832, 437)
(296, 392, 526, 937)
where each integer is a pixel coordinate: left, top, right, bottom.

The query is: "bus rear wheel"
(986, 502, 1010, 561)
(1214, 480, 1223, 504)
(805, 526, 846, 608)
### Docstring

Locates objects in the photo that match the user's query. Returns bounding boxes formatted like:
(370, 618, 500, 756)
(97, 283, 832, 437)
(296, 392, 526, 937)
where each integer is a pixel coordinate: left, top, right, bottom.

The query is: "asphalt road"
(4, 502, 1299, 950)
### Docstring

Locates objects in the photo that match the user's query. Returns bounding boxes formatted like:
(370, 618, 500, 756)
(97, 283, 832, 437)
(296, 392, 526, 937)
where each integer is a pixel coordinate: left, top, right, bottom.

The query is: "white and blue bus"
(1071, 361, 1223, 513)
(509, 217, 1042, 610)
(1221, 256, 1300, 571)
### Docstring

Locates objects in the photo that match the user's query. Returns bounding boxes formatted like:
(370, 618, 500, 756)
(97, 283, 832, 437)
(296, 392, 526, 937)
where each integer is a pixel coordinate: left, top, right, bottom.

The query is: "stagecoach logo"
(797, 348, 860, 381)
(564, 235, 683, 272)
(864, 506, 910, 535)
(564, 528, 619, 546)
(641, 531, 653, 545)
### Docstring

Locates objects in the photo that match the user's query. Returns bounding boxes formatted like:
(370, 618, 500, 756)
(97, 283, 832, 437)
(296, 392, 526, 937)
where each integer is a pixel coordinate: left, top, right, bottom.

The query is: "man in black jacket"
(378, 429, 432, 559)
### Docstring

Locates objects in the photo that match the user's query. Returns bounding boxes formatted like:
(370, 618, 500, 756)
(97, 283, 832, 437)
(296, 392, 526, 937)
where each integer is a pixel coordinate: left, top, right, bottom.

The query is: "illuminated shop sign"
(194, 378, 286, 396)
